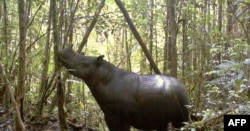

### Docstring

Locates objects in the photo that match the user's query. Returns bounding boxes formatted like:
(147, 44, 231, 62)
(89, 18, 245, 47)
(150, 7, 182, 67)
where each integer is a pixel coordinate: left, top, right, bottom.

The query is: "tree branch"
(114, 0, 161, 74)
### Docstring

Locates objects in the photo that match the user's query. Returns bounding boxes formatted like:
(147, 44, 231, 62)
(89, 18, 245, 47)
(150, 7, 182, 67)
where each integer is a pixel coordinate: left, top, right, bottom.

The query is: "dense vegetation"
(0, 0, 249, 130)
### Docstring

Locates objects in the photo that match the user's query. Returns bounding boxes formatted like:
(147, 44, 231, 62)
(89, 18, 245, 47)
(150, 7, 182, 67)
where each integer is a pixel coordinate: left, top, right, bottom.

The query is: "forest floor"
(0, 104, 97, 131)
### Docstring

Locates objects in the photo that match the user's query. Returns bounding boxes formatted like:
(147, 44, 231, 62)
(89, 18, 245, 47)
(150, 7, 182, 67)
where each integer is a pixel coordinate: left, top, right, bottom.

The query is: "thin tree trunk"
(218, 1, 222, 32)
(167, 0, 177, 77)
(57, 74, 68, 130)
(163, 3, 168, 75)
(0, 63, 25, 131)
(65, 1, 78, 105)
(51, 0, 68, 130)
(124, 27, 132, 72)
(1, 0, 11, 110)
(17, 0, 27, 130)
(216, 1, 223, 63)
(225, 0, 233, 60)
(247, 8, 250, 45)
(35, 0, 52, 118)
(182, 18, 187, 83)
(149, 0, 154, 74)
(3, 0, 9, 74)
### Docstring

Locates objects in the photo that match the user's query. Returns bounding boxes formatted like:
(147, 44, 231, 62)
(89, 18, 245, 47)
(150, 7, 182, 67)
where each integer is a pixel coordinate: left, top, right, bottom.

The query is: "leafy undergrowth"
(0, 103, 106, 131)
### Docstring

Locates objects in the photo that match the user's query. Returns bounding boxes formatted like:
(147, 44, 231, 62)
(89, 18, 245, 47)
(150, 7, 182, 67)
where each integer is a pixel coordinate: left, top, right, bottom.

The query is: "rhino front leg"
(104, 114, 130, 131)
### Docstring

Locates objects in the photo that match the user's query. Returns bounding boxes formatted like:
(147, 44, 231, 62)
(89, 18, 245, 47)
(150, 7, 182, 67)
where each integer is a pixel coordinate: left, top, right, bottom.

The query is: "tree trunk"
(1, 0, 11, 110)
(167, 0, 177, 77)
(218, 1, 222, 32)
(247, 7, 250, 46)
(17, 0, 27, 130)
(3, 0, 9, 74)
(163, 5, 168, 75)
(35, 0, 53, 119)
(182, 17, 187, 83)
(57, 74, 68, 130)
(124, 27, 132, 72)
(51, 0, 68, 130)
(149, 0, 154, 74)
(0, 63, 25, 131)
(216, 1, 223, 63)
(225, 0, 234, 60)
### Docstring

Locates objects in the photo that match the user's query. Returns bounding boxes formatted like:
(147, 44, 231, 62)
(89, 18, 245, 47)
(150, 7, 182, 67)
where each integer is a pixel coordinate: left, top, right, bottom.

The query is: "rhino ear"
(96, 55, 104, 65)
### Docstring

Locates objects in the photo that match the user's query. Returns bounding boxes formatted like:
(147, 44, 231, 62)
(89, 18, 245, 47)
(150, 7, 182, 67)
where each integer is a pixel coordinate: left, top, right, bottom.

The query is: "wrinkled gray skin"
(58, 46, 190, 131)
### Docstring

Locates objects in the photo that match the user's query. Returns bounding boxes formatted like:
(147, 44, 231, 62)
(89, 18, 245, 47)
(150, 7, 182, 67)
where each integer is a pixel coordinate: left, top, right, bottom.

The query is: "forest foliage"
(0, 0, 250, 130)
